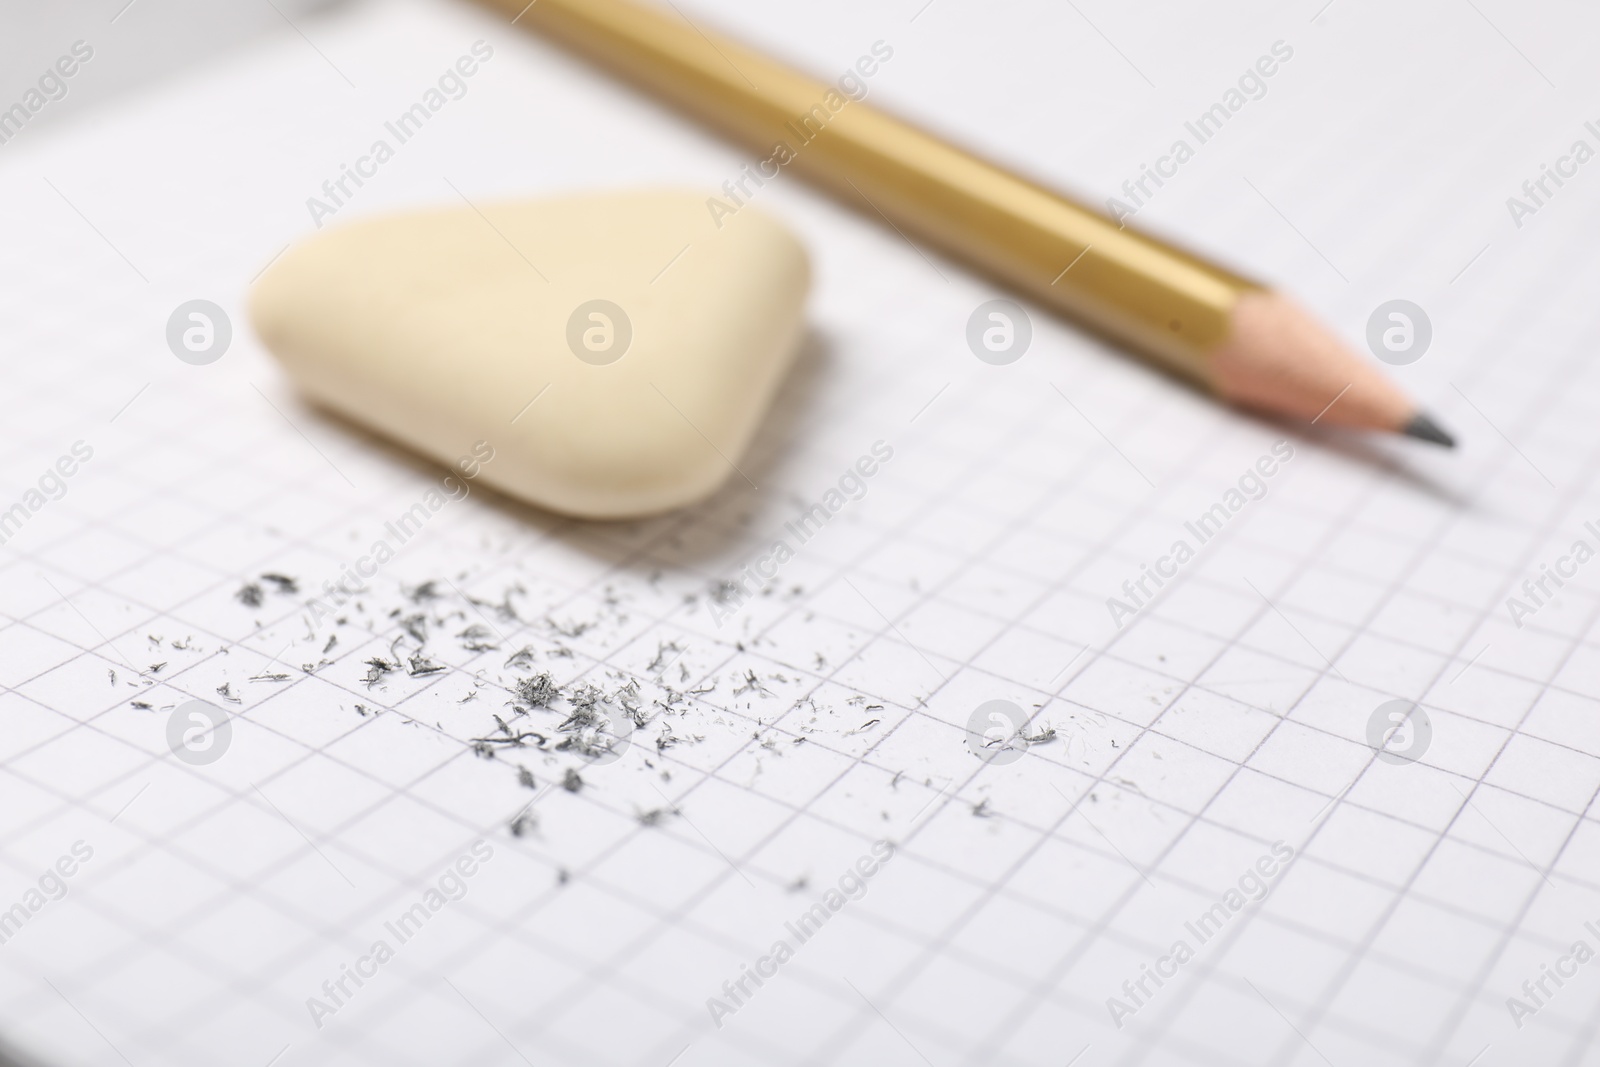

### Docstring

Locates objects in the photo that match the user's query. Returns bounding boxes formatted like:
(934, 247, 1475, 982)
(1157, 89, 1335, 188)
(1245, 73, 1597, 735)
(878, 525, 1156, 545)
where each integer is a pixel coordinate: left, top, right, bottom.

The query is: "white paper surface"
(1, 1, 1598, 1064)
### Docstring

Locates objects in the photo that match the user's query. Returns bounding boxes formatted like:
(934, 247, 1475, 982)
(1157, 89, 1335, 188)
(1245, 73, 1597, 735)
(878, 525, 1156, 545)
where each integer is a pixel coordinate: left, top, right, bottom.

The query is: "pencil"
(486, 0, 1454, 447)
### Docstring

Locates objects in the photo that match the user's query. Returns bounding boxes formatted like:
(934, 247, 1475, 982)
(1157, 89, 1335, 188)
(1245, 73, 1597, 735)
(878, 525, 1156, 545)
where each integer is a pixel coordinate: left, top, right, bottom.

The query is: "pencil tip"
(1403, 412, 1456, 448)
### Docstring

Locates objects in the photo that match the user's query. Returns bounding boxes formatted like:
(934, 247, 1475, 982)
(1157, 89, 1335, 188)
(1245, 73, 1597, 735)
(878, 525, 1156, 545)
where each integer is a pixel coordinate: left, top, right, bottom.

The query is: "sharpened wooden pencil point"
(1212, 292, 1445, 443)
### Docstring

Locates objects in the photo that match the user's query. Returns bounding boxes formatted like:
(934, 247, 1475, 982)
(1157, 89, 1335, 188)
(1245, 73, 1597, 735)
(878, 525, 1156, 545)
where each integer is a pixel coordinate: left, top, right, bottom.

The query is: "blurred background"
(0, 0, 339, 128)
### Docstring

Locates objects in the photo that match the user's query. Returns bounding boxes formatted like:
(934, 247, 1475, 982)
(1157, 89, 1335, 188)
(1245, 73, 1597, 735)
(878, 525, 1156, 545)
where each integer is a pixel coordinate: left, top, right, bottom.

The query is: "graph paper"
(1, 0, 1599, 1064)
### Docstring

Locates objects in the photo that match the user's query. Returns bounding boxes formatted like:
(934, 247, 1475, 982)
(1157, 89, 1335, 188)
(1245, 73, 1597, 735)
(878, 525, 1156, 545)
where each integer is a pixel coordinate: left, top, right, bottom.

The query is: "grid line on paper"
(6, 2, 1600, 1066)
(3, 374, 1100, 1062)
(1108, 251, 1600, 1065)
(15, 356, 1164, 1062)
(319, 359, 1189, 1063)
(869, 418, 1407, 1067)
(9, 483, 1587, 1067)
(3, 286, 1600, 1067)
(6, 316, 1593, 1067)
(1248, 333, 1600, 1063)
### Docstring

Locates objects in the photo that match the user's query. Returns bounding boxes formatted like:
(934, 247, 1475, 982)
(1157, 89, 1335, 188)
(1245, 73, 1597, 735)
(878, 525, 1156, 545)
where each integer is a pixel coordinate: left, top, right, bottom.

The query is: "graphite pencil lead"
(1403, 412, 1456, 448)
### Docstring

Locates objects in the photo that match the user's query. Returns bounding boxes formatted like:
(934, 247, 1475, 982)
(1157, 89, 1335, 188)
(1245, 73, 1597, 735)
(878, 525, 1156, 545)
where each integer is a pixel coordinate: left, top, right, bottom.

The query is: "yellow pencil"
(487, 0, 1453, 446)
